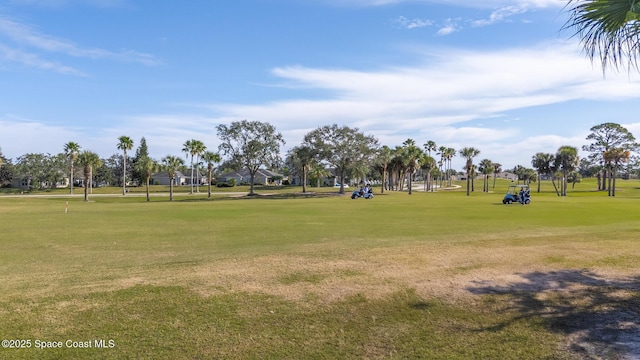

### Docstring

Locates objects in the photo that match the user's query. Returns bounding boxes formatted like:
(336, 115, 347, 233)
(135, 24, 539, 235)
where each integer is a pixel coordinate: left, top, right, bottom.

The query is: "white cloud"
(436, 19, 460, 35)
(0, 118, 81, 159)
(472, 5, 529, 27)
(394, 16, 433, 29)
(0, 16, 159, 70)
(0, 43, 87, 75)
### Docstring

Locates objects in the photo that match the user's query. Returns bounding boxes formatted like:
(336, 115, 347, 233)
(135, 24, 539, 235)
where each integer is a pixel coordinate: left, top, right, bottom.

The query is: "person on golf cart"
(519, 187, 525, 205)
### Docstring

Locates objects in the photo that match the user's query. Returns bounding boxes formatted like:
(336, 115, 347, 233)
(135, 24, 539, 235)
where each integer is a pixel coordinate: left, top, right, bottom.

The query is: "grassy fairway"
(1, 180, 640, 359)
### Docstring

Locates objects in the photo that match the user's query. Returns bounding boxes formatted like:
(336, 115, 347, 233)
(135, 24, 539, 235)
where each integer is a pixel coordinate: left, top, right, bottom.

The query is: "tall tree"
(217, 120, 285, 196)
(93, 158, 116, 187)
(182, 139, 197, 194)
(555, 146, 580, 196)
(132, 137, 149, 186)
(564, 0, 640, 72)
(443, 147, 456, 186)
(375, 145, 393, 194)
(0, 154, 11, 187)
(288, 145, 317, 193)
(162, 155, 185, 202)
(77, 151, 102, 202)
(423, 140, 437, 159)
(459, 147, 480, 196)
(420, 154, 437, 192)
(15, 153, 52, 190)
(309, 163, 329, 188)
(400, 139, 424, 195)
(422, 140, 437, 191)
(492, 162, 502, 189)
(531, 152, 555, 193)
(202, 151, 221, 198)
(63, 142, 81, 194)
(136, 156, 159, 202)
(303, 124, 378, 194)
(117, 136, 134, 195)
(192, 140, 206, 193)
(603, 147, 632, 196)
(583, 122, 637, 191)
(389, 147, 406, 191)
(478, 159, 494, 193)
(436, 146, 447, 188)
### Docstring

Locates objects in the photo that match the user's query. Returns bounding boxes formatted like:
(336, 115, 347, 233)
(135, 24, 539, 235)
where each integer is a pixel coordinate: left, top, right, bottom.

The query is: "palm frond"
(564, 0, 640, 72)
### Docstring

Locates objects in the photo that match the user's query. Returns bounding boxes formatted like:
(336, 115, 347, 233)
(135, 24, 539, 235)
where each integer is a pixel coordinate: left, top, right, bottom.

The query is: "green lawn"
(1, 179, 639, 359)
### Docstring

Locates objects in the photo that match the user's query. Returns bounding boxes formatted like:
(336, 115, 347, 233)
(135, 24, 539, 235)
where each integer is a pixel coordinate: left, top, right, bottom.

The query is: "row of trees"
(1, 121, 638, 200)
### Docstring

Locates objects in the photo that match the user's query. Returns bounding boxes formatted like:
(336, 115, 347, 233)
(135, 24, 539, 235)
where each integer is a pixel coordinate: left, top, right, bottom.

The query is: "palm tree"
(478, 159, 494, 192)
(423, 140, 437, 159)
(401, 139, 424, 195)
(436, 146, 447, 188)
(389, 147, 407, 191)
(565, 0, 640, 72)
(309, 163, 329, 188)
(350, 162, 369, 186)
(202, 151, 221, 198)
(422, 140, 437, 191)
(492, 162, 502, 189)
(191, 140, 206, 193)
(420, 154, 437, 192)
(555, 146, 580, 196)
(63, 141, 81, 194)
(77, 151, 102, 202)
(182, 139, 197, 194)
(374, 146, 392, 193)
(290, 145, 317, 194)
(443, 147, 456, 186)
(459, 147, 480, 196)
(136, 156, 159, 202)
(470, 164, 478, 192)
(117, 136, 134, 195)
(531, 153, 555, 193)
(162, 155, 185, 202)
(603, 147, 631, 196)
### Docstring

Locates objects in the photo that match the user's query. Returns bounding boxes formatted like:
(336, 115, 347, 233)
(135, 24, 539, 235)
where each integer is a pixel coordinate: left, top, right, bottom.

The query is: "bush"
(217, 178, 236, 188)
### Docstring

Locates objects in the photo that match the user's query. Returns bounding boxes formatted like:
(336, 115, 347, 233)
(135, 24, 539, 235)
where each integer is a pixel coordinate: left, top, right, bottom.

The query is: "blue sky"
(1, 0, 639, 170)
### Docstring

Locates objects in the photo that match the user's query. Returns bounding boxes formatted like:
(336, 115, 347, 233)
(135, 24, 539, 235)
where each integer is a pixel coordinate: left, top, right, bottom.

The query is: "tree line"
(0, 121, 638, 200)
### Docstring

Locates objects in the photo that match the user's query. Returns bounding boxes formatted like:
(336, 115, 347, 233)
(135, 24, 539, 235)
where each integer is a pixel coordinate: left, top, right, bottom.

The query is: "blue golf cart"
(503, 184, 531, 205)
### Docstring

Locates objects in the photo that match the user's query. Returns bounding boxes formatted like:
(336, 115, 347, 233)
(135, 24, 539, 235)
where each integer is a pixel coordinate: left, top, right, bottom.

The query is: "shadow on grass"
(467, 270, 640, 358)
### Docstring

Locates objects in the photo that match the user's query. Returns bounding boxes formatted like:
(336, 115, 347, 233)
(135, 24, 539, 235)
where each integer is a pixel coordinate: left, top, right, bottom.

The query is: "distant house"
(497, 172, 518, 182)
(11, 174, 69, 190)
(218, 168, 283, 185)
(151, 171, 189, 186)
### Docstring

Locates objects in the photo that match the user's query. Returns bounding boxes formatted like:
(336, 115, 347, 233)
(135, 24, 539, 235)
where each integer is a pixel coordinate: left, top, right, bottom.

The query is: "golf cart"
(503, 184, 530, 205)
(351, 186, 374, 199)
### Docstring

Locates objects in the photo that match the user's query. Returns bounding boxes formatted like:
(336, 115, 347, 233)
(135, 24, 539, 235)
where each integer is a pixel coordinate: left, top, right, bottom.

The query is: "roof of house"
(219, 168, 283, 178)
(152, 170, 188, 178)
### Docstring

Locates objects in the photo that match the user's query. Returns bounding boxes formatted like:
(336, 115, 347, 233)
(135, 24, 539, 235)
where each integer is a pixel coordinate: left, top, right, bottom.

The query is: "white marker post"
(65, 201, 68, 214)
